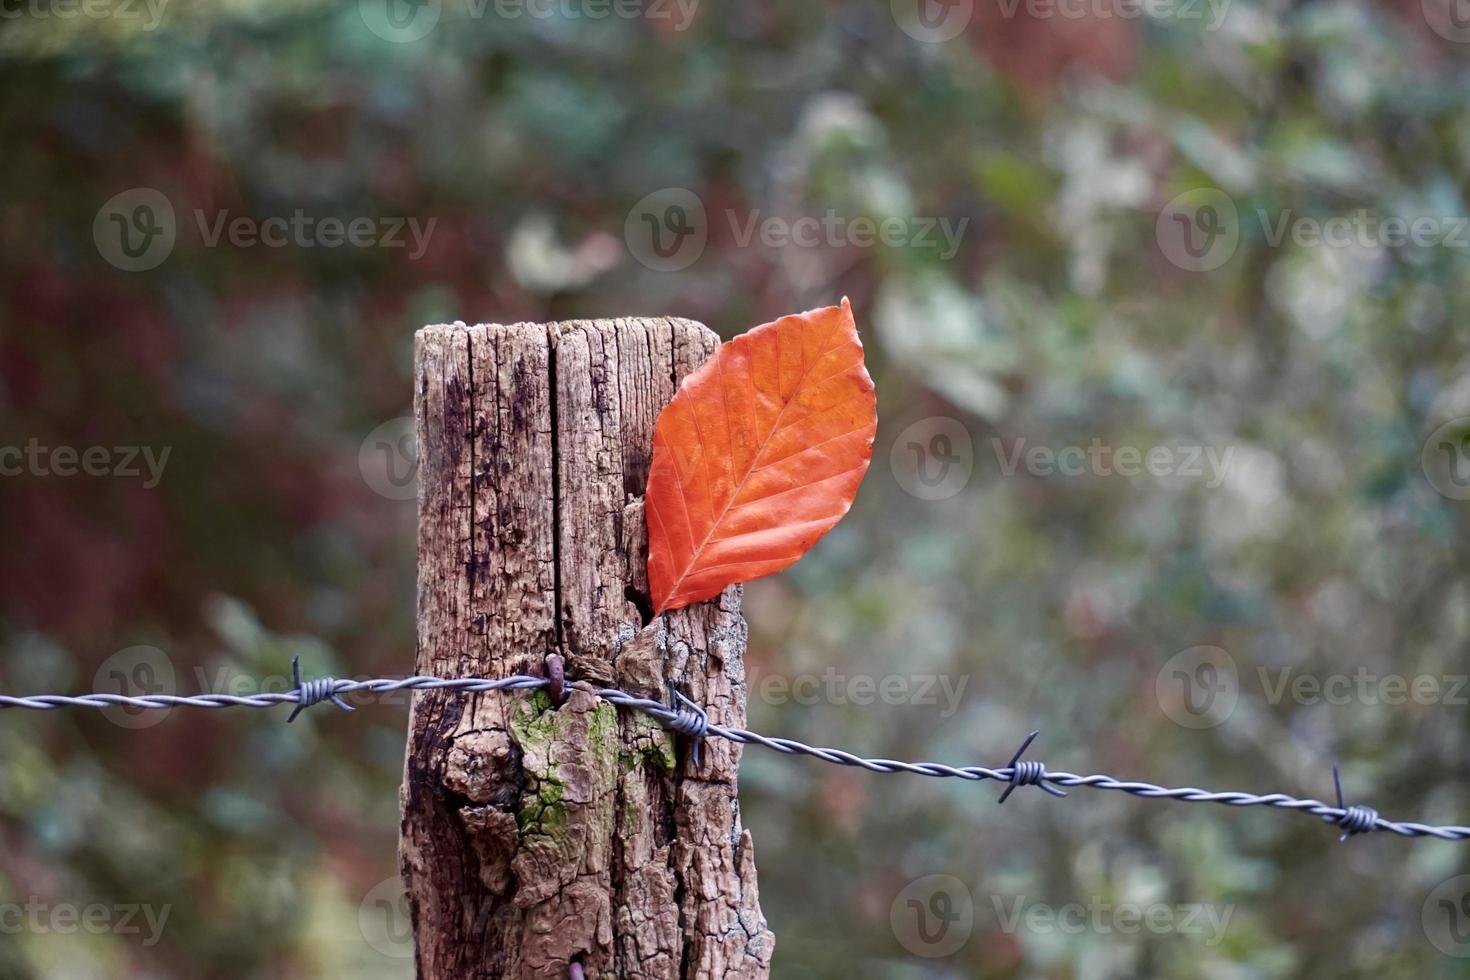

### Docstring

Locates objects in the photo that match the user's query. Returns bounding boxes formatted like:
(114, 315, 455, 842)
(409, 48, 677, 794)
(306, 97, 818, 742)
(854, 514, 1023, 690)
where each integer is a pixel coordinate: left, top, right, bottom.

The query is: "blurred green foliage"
(3, 0, 1470, 977)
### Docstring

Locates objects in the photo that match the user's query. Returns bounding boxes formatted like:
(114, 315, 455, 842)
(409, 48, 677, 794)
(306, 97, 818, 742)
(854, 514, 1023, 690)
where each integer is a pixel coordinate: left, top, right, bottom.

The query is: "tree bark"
(400, 317, 773, 980)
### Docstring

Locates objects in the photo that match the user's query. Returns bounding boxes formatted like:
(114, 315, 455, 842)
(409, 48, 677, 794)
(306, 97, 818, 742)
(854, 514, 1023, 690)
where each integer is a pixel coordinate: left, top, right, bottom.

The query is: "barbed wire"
(3, 657, 1466, 842)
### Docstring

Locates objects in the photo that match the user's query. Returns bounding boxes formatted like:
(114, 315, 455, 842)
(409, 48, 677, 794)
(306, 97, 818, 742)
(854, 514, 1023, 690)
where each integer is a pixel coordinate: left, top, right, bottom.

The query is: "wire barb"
(1329, 764, 1379, 842)
(664, 689, 709, 768)
(997, 730, 1068, 804)
(286, 656, 354, 723)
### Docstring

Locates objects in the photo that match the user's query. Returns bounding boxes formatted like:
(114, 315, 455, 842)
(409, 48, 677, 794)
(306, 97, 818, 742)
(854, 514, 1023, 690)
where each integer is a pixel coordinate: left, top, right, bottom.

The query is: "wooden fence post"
(400, 317, 773, 980)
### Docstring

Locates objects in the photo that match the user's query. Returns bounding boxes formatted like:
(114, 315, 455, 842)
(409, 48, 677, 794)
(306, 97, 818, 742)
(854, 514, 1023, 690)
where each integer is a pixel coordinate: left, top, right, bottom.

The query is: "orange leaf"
(645, 299, 877, 614)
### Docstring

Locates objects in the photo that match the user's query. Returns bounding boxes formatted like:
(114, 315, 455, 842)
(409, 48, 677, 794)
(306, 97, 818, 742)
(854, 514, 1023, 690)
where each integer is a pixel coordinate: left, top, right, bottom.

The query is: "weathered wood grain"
(400, 318, 772, 979)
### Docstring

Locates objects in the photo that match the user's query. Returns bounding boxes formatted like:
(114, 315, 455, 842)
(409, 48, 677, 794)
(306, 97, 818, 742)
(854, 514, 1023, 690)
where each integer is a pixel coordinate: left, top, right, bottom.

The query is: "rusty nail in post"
(545, 654, 567, 707)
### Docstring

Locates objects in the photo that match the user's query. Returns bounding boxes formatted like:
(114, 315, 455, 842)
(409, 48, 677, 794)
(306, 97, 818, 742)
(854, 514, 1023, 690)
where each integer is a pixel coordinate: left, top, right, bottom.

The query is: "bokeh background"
(4, 1, 1470, 977)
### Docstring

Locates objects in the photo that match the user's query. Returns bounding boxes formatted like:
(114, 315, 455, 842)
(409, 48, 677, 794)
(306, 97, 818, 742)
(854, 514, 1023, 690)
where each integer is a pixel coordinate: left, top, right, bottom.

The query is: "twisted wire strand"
(3, 671, 1467, 841)
(594, 689, 1470, 841)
